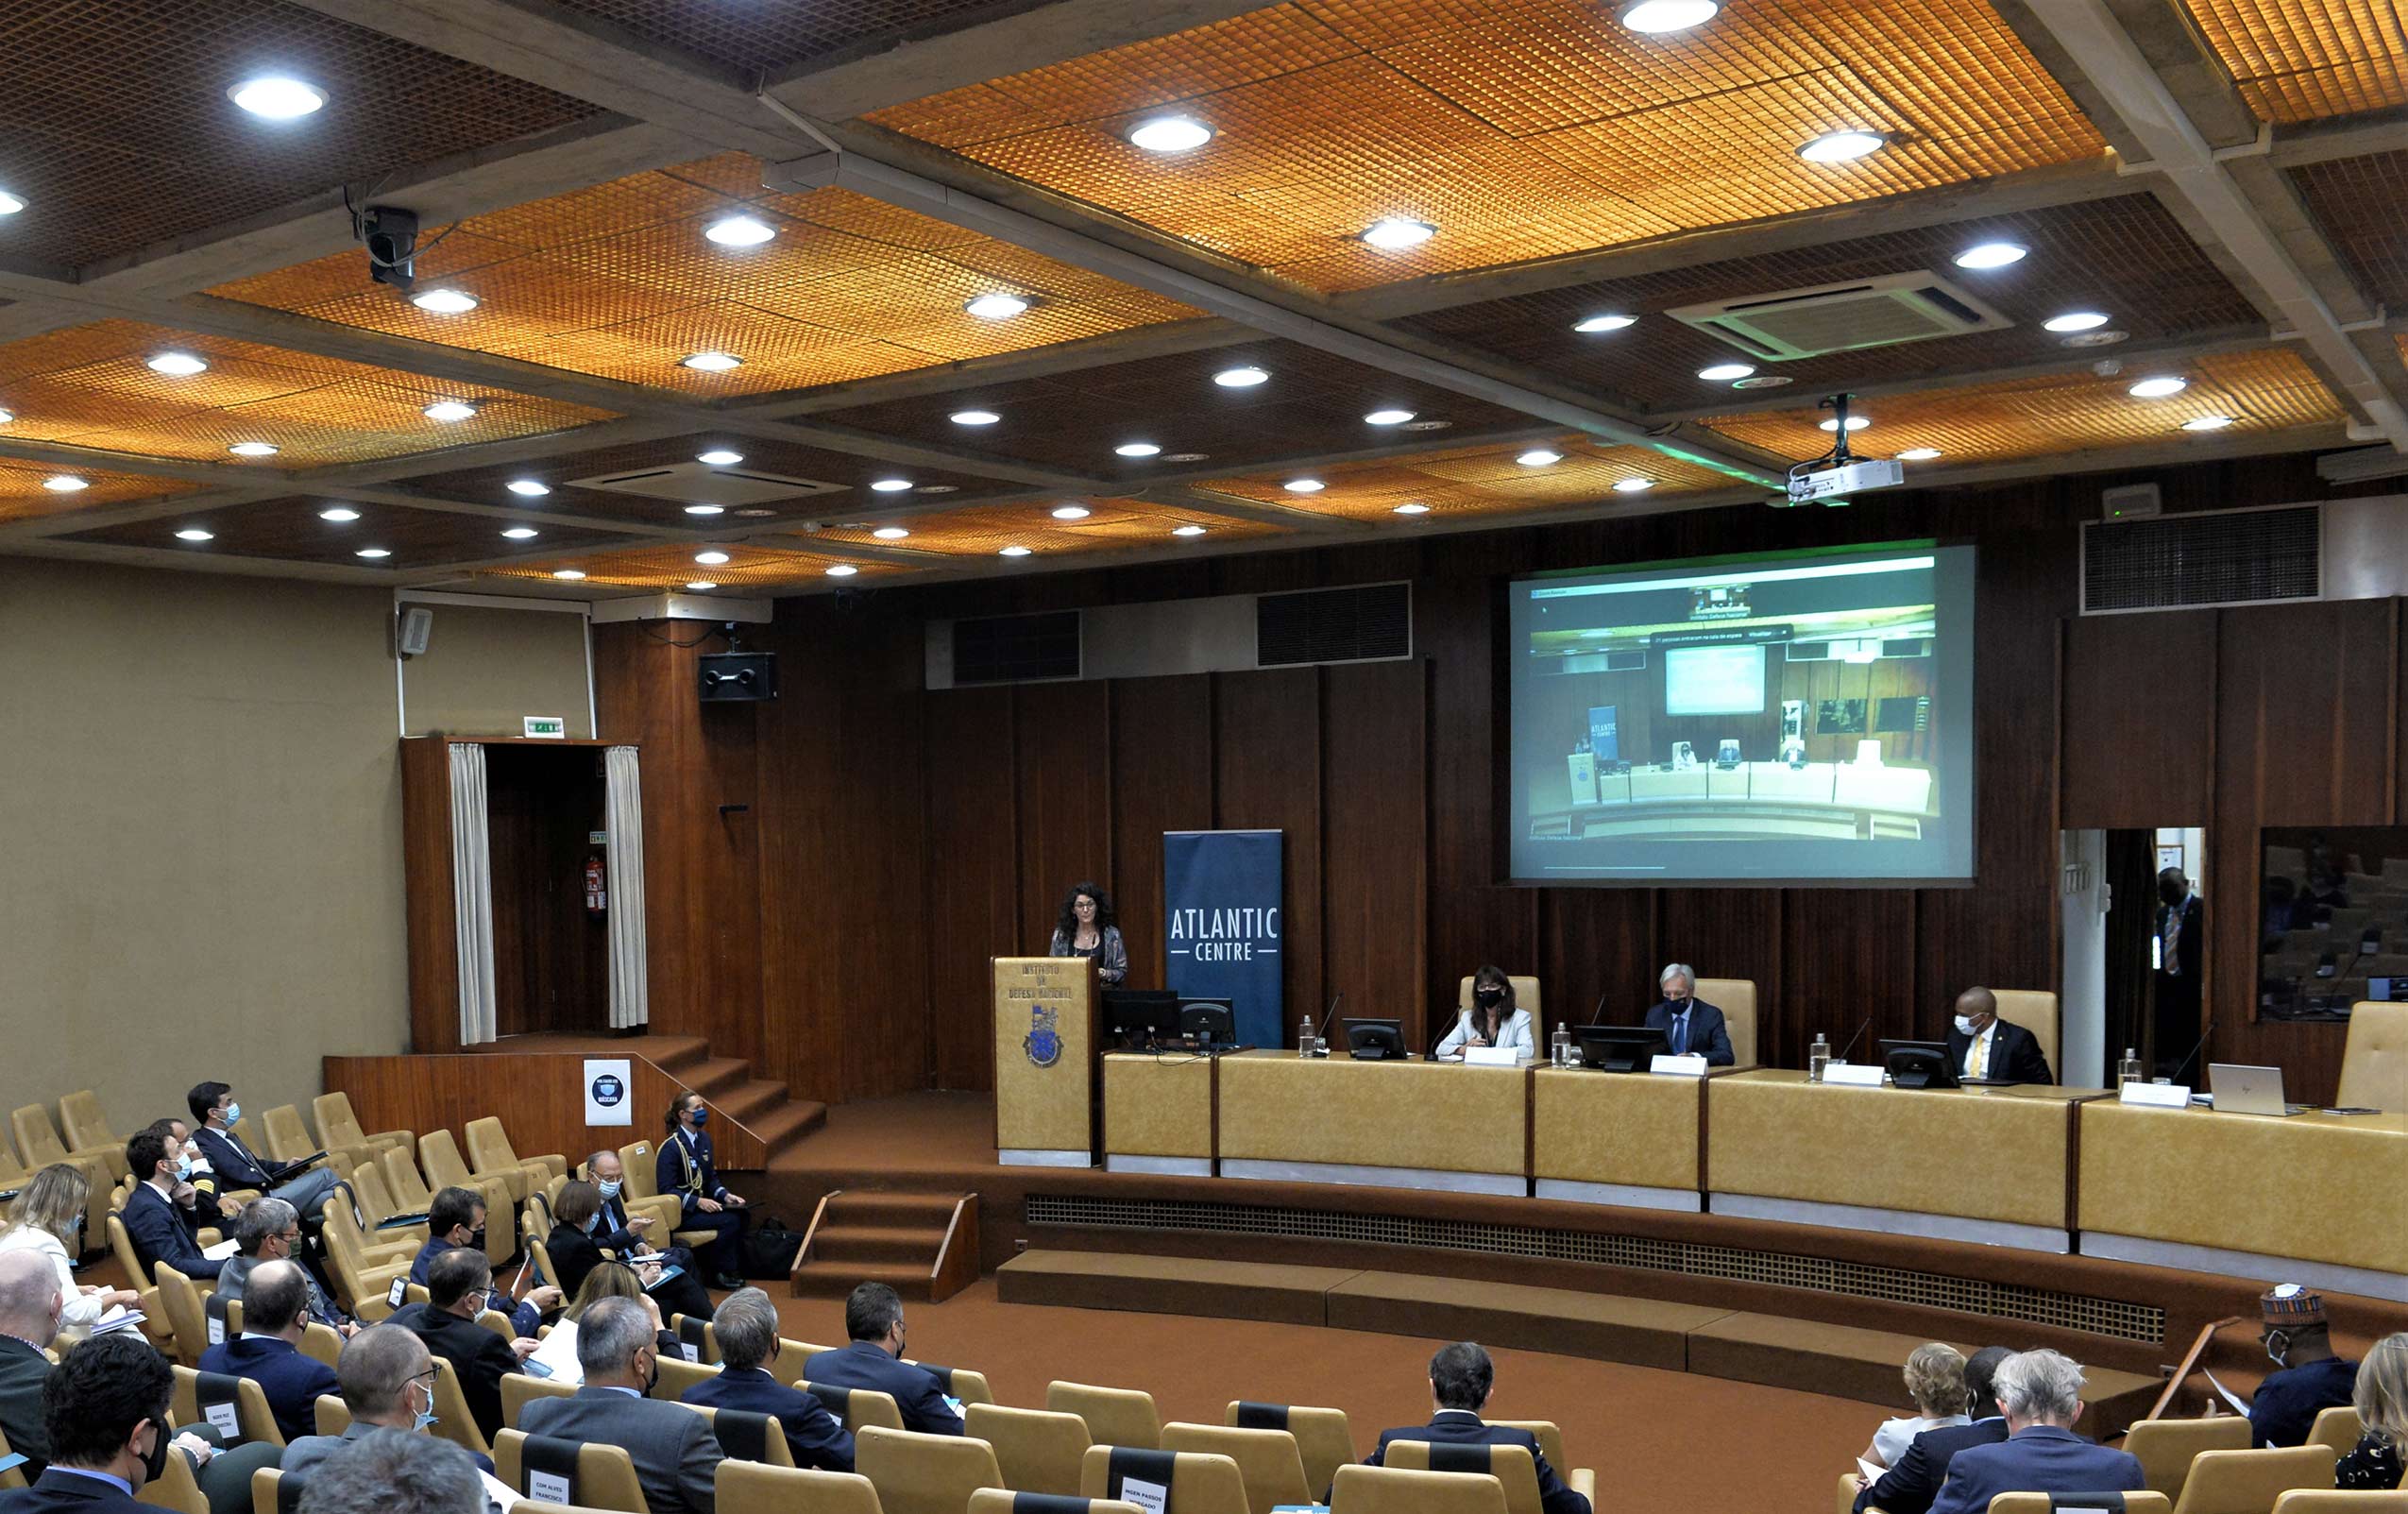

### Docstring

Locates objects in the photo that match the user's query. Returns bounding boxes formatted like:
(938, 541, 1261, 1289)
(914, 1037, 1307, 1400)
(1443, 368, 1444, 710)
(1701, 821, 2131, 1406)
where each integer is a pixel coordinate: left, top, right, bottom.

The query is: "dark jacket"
(216, 1255, 347, 1331)
(408, 1240, 540, 1337)
(197, 1335, 340, 1445)
(545, 1224, 609, 1305)
(520, 1386, 721, 1514)
(1365, 1412, 1589, 1514)
(382, 1301, 523, 1444)
(0, 1335, 52, 1474)
(120, 1182, 227, 1284)
(1943, 1019, 2053, 1085)
(802, 1341, 962, 1437)
(657, 1131, 727, 1215)
(191, 1127, 291, 1194)
(683, 1366, 855, 1471)
(2156, 894, 2204, 980)
(0, 1469, 148, 1514)
(1856, 1419, 2009, 1514)
(2250, 1357, 2358, 1448)
(1927, 1425, 2143, 1514)
(1642, 998, 1737, 1065)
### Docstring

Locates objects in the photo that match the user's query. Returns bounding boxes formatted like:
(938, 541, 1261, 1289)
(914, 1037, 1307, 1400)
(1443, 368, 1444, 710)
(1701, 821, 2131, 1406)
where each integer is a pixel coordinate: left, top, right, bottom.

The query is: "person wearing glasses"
(1046, 881, 1128, 986)
(280, 1324, 498, 1476)
(382, 1245, 539, 1443)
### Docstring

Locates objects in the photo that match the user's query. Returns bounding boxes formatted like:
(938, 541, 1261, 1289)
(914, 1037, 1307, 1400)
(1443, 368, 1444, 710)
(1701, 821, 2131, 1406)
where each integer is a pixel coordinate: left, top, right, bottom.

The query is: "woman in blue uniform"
(656, 1092, 749, 1290)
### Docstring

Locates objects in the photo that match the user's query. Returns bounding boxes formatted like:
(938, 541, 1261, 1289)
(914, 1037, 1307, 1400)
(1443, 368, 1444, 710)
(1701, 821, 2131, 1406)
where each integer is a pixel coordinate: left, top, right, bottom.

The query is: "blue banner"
(1163, 829, 1284, 1047)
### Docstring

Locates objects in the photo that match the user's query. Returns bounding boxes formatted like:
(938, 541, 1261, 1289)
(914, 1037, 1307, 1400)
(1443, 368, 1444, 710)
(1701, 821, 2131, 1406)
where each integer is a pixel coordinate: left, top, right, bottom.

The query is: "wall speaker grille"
(953, 610, 1081, 686)
(1023, 1193, 2162, 1343)
(1256, 582, 1411, 667)
(2082, 505, 2320, 613)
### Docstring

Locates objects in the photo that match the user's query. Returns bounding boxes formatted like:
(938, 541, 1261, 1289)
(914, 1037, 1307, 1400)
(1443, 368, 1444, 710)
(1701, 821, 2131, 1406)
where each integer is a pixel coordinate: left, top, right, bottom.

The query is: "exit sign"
(523, 716, 568, 739)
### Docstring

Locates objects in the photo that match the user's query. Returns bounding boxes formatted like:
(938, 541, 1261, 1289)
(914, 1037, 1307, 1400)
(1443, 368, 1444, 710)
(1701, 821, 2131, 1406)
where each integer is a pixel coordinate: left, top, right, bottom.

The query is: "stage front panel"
(1533, 1066, 1702, 1192)
(1103, 1052, 1215, 1160)
(1217, 1050, 1526, 1179)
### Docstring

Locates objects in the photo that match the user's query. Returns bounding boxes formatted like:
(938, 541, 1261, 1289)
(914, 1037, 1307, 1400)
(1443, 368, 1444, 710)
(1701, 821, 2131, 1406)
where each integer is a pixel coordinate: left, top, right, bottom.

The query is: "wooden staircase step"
(634, 1036, 711, 1074)
(717, 1080, 789, 1124)
(810, 1225, 951, 1265)
(823, 1191, 962, 1224)
(790, 1258, 937, 1299)
(686, 1057, 754, 1100)
(740, 1102, 826, 1151)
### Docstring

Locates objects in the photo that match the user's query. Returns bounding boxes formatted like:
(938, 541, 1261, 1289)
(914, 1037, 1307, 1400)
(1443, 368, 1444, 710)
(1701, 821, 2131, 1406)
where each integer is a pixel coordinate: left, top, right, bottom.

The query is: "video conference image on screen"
(1506, 545, 1976, 884)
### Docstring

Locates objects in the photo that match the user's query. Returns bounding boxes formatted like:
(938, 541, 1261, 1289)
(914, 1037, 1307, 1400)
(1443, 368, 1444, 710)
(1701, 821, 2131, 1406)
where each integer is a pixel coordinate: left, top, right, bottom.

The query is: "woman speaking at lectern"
(1047, 881, 1128, 986)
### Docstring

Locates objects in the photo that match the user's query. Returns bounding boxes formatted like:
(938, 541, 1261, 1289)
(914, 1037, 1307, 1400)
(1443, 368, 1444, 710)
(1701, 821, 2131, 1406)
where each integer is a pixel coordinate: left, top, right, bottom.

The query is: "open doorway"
(2062, 825, 2205, 1087)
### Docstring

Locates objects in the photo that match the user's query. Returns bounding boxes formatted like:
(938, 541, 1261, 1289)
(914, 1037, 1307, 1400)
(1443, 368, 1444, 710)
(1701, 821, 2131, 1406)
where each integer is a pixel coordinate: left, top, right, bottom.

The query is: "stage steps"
(791, 1189, 979, 1303)
(467, 1031, 825, 1168)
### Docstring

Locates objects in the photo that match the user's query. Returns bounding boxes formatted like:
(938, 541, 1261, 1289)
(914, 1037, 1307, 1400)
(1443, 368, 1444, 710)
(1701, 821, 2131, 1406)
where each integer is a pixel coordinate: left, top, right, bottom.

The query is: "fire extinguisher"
(585, 855, 607, 915)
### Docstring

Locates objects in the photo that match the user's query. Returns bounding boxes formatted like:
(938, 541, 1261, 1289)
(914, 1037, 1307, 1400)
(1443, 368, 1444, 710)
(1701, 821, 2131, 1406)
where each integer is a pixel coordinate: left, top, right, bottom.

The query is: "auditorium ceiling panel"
(1193, 433, 1742, 523)
(2288, 150, 2408, 309)
(481, 542, 913, 592)
(0, 461, 198, 526)
(809, 497, 1290, 557)
(2175, 0, 2408, 123)
(51, 494, 632, 570)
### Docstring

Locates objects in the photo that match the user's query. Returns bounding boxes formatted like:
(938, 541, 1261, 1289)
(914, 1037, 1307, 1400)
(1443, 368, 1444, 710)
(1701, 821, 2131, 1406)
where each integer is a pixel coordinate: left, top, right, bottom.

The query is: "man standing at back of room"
(2154, 867, 2204, 1078)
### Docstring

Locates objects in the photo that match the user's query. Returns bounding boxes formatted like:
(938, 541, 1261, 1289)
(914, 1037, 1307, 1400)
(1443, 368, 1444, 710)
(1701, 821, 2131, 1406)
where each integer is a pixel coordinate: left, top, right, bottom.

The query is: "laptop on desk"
(2208, 1063, 2310, 1116)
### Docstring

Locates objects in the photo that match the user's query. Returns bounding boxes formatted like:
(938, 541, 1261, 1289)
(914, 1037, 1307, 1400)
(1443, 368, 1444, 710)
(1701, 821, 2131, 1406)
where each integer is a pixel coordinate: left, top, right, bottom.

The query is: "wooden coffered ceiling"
(0, 0, 2402, 600)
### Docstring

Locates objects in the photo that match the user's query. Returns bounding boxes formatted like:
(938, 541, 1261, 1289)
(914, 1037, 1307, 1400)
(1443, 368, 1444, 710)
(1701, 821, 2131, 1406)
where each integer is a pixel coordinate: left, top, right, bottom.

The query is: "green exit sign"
(523, 716, 568, 739)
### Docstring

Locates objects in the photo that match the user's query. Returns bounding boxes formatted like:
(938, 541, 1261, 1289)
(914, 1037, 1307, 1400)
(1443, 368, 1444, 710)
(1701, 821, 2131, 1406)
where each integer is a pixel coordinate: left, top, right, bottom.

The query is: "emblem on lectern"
(1025, 1004, 1062, 1068)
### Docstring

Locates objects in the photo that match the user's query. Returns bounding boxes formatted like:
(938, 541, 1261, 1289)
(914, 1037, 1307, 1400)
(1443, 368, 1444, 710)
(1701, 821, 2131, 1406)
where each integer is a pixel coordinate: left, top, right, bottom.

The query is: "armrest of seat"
(65, 1143, 131, 1182)
(1570, 1469, 1596, 1507)
(197, 1229, 221, 1250)
(344, 1261, 412, 1322)
(365, 1130, 414, 1149)
(527, 1153, 568, 1182)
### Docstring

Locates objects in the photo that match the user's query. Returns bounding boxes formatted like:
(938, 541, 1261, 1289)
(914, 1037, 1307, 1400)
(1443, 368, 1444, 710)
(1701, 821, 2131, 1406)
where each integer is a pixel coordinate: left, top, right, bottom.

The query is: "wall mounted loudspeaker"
(397, 605, 434, 658)
(698, 651, 778, 702)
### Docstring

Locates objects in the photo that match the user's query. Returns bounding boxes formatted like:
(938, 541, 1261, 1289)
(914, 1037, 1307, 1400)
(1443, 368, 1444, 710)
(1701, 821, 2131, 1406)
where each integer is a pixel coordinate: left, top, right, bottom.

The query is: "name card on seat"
(2118, 1080, 2191, 1108)
(1463, 1046, 1523, 1067)
(1823, 1063, 1886, 1087)
(1650, 1054, 1708, 1077)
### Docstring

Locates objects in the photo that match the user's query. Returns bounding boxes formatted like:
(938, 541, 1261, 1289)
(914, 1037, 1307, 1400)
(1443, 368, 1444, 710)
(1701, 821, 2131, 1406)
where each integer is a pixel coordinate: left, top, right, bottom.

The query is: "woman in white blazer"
(1436, 964, 1535, 1059)
(0, 1163, 140, 1329)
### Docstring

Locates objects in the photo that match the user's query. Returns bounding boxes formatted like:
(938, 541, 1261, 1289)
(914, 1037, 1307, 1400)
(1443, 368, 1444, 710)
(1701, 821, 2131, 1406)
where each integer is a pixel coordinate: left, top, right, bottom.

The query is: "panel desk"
(1100, 1050, 1216, 1177)
(2077, 1102, 2408, 1301)
(1705, 1070, 2095, 1253)
(1531, 1065, 1704, 1212)
(1215, 1049, 1528, 1196)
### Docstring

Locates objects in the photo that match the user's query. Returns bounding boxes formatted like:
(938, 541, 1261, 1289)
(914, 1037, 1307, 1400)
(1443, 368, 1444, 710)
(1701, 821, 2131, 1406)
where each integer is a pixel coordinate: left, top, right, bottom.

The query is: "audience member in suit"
(682, 1288, 853, 1472)
(519, 1297, 722, 1514)
(406, 1188, 557, 1337)
(0, 1166, 139, 1334)
(1361, 1342, 1589, 1514)
(1943, 987, 2053, 1085)
(0, 1252, 67, 1477)
(117, 1130, 229, 1284)
(0, 1333, 178, 1514)
(582, 1150, 697, 1275)
(214, 1199, 353, 1336)
(382, 1247, 536, 1445)
(1436, 965, 1536, 1060)
(196, 1259, 340, 1443)
(1855, 1347, 2013, 1514)
(547, 1182, 712, 1326)
(1641, 963, 1738, 1065)
(2337, 1332, 2406, 1490)
(2251, 1284, 2360, 1448)
(656, 1095, 748, 1291)
(283, 1325, 436, 1476)
(184, 1082, 338, 1220)
(292, 1424, 486, 1514)
(1861, 1342, 1972, 1471)
(140, 1121, 241, 1225)
(2153, 868, 2206, 1078)
(1927, 1350, 2143, 1514)
(804, 1283, 962, 1437)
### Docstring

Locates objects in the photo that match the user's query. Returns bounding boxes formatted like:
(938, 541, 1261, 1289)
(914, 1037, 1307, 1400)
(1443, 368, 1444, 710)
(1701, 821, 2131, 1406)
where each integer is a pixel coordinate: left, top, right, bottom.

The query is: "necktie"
(1972, 1031, 1990, 1079)
(1671, 1013, 1688, 1057)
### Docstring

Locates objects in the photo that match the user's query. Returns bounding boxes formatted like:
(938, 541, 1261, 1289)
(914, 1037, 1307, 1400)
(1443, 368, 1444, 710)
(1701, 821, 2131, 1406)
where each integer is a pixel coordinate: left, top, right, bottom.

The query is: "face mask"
(584, 1212, 602, 1234)
(639, 1350, 659, 1396)
(223, 1102, 242, 1126)
(2264, 1333, 2289, 1368)
(466, 1227, 487, 1253)
(173, 1157, 195, 1182)
(1474, 988, 1502, 1008)
(598, 1180, 621, 1199)
(689, 1110, 708, 1129)
(139, 1419, 171, 1487)
(1953, 1014, 1980, 1036)
(411, 1378, 439, 1433)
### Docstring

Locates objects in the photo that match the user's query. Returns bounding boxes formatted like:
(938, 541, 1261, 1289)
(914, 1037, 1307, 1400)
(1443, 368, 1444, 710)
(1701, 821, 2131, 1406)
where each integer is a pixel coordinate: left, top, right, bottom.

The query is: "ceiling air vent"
(1668, 271, 2012, 361)
(565, 461, 850, 510)
(952, 610, 1082, 686)
(1256, 582, 1412, 668)
(2081, 504, 2320, 614)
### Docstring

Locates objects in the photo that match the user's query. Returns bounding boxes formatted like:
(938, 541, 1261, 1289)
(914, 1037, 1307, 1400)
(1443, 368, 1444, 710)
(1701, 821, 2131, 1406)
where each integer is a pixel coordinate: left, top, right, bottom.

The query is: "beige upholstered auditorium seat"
(805, 1383, 905, 1434)
(677, 1403, 796, 1466)
(0, 1425, 27, 1491)
(467, 1115, 568, 1185)
(313, 1093, 413, 1160)
(856, 1425, 1006, 1514)
(140, 1439, 211, 1514)
(2310, 1406, 2366, 1453)
(314, 1394, 349, 1437)
(2169, 1446, 2335, 1514)
(347, 1163, 428, 1242)
(1384, 1442, 1557, 1514)
(967, 1403, 1094, 1495)
(432, 1357, 494, 1458)
(767, 1338, 841, 1386)
(721, 1464, 887, 1514)
(1458, 976, 1543, 1020)
(1695, 979, 1758, 1065)
(2339, 1003, 2408, 1111)
(13, 1101, 128, 1182)
(618, 1138, 716, 1251)
(1486, 1420, 1572, 1477)
(57, 1090, 122, 1159)
(298, 1321, 342, 1370)
(496, 1429, 648, 1513)
(1224, 1403, 1357, 1496)
(2272, 1491, 2408, 1512)
(423, 1128, 540, 1211)
(1992, 991, 2060, 1076)
(1080, 1445, 1252, 1514)
(320, 1197, 416, 1316)
(171, 1364, 283, 1448)
(651, 1354, 720, 1400)
(152, 1267, 213, 1368)
(1051, 1380, 1163, 1449)
(1991, 1496, 2170, 1514)
(262, 1104, 369, 1179)
(971, 1493, 1143, 1514)
(907, 1362, 994, 1406)
(502, 1371, 580, 1428)
(2128, 1417, 2253, 1500)
(379, 1146, 437, 1213)
(1162, 1422, 1313, 1514)
(1330, 1464, 1507, 1514)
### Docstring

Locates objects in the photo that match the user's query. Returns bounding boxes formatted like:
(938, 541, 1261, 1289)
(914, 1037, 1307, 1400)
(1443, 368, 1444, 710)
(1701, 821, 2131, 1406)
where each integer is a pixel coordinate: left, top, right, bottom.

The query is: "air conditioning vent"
(1255, 582, 1411, 668)
(952, 610, 1081, 685)
(1669, 271, 2012, 361)
(566, 460, 850, 509)
(2082, 505, 2321, 614)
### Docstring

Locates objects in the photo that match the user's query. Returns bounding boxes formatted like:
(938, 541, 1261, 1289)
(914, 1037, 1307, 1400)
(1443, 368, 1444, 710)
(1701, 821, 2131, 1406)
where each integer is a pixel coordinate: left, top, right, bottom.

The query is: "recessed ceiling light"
(506, 479, 550, 497)
(965, 294, 1030, 320)
(704, 215, 775, 247)
(873, 526, 910, 540)
(681, 350, 741, 372)
(2043, 311, 2110, 332)
(1365, 408, 1416, 426)
(1614, 477, 1654, 493)
(0, 192, 23, 215)
(1572, 314, 1636, 332)
(1284, 478, 1325, 493)
(1362, 217, 1436, 250)
(1732, 375, 1794, 389)
(410, 288, 478, 315)
(42, 476, 86, 492)
(1798, 129, 1887, 163)
(2128, 376, 2188, 399)
(685, 504, 725, 516)
(999, 545, 1032, 557)
(422, 400, 477, 422)
(1517, 449, 1565, 467)
(1819, 416, 1872, 432)
(229, 77, 326, 119)
(318, 506, 360, 522)
(1173, 524, 1207, 536)
(0, 408, 12, 423)
(147, 352, 208, 377)
(1393, 502, 1431, 515)
(950, 409, 1000, 426)
(1114, 442, 1162, 458)
(826, 563, 859, 577)
(869, 478, 913, 492)
(501, 527, 539, 539)
(1897, 447, 1942, 461)
(1213, 366, 1270, 388)
(1954, 242, 2027, 270)
(1128, 115, 1214, 153)
(354, 547, 390, 559)
(1619, 0, 1720, 30)
(175, 528, 213, 542)
(1698, 363, 1755, 382)
(695, 551, 731, 565)
(553, 569, 586, 580)
(227, 441, 279, 456)
(686, 581, 716, 590)
(696, 449, 743, 466)
(1051, 504, 1092, 519)
(2180, 414, 2233, 431)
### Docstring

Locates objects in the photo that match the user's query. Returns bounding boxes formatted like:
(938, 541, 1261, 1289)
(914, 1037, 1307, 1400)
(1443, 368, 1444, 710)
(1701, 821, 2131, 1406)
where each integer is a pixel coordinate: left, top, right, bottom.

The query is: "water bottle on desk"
(1551, 1021, 1570, 1067)
(2118, 1046, 2145, 1086)
(1808, 1031, 1831, 1084)
(1298, 1017, 1315, 1058)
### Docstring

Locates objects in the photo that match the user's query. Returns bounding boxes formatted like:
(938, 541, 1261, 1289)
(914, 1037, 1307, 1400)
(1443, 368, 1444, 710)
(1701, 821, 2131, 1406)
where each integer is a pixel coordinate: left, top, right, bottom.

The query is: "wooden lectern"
(992, 955, 1098, 1167)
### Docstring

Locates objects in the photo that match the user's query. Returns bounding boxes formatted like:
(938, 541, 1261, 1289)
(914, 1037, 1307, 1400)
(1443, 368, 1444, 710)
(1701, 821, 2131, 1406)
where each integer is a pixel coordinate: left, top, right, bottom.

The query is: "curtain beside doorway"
(448, 742, 500, 1046)
(603, 745, 651, 1030)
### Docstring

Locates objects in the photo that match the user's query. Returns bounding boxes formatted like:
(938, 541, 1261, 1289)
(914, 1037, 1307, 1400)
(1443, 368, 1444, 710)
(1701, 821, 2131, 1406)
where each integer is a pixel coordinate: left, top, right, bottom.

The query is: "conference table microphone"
(2169, 1019, 2215, 1085)
(1835, 1016, 1874, 1066)
(1310, 994, 1342, 1058)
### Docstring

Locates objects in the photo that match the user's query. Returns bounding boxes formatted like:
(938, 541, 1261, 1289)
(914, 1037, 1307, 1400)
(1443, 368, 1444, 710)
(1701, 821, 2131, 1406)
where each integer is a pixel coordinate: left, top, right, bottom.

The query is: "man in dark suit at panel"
(1927, 1350, 2143, 1514)
(1641, 963, 1736, 1066)
(1361, 1342, 1590, 1514)
(681, 1289, 852, 1471)
(2154, 868, 2205, 1078)
(519, 1297, 721, 1514)
(195, 1260, 339, 1444)
(117, 1131, 228, 1285)
(1943, 987, 2053, 1085)
(382, 1248, 534, 1445)
(804, 1284, 963, 1437)
(0, 1334, 176, 1514)
(1854, 1347, 2012, 1514)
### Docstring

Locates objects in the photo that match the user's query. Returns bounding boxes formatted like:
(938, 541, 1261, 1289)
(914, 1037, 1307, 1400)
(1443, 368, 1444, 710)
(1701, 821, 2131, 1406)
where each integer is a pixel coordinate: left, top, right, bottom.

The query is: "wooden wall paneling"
(2060, 611, 2217, 828)
(1108, 675, 1213, 990)
(1659, 890, 1786, 1052)
(399, 735, 462, 1053)
(1212, 667, 1324, 1027)
(1536, 888, 1655, 1034)
(1321, 658, 1429, 1036)
(1014, 682, 1114, 959)
(1779, 892, 1917, 1071)
(924, 687, 1019, 1092)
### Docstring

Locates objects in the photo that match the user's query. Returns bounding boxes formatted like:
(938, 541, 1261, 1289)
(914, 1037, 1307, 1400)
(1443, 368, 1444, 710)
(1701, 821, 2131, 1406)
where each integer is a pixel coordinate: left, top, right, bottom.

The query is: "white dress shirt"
(1436, 1007, 1535, 1059)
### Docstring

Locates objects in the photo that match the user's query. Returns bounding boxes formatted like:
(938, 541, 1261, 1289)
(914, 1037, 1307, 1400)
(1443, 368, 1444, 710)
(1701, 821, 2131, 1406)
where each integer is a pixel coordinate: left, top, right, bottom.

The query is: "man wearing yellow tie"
(1942, 987, 2053, 1085)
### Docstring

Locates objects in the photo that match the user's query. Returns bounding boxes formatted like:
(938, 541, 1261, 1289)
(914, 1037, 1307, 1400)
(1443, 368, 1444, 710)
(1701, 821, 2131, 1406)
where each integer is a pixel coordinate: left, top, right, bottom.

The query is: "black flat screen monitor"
(1880, 1038, 1959, 1089)
(1343, 1017, 1408, 1061)
(1178, 998, 1237, 1046)
(1102, 990, 1179, 1048)
(1575, 1025, 1669, 1072)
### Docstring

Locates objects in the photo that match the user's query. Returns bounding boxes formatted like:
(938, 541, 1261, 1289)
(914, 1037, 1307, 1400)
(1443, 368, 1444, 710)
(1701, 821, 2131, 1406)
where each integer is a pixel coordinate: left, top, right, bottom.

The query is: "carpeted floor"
(772, 1276, 1875, 1513)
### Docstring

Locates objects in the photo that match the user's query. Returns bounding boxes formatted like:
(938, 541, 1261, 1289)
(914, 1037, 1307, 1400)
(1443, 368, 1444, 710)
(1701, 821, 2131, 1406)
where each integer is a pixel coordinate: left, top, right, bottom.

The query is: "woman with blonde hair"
(2338, 1331, 2407, 1489)
(0, 1164, 139, 1329)
(530, 1260, 677, 1386)
(1861, 1341, 1972, 1469)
